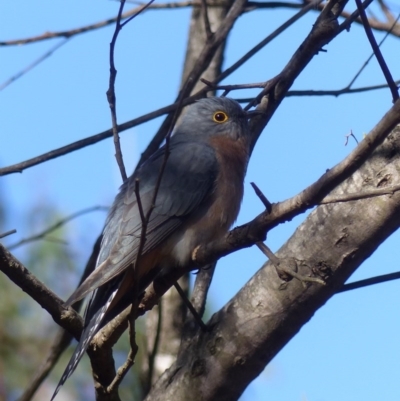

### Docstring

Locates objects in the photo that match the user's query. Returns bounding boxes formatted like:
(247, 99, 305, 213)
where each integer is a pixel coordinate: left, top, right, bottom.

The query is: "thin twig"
(143, 0, 248, 160)
(113, 73, 189, 390)
(121, 0, 156, 27)
(0, 39, 69, 91)
(344, 130, 359, 146)
(107, 0, 129, 182)
(234, 80, 400, 103)
(0, 0, 331, 177)
(0, 229, 17, 239)
(1, 0, 399, 47)
(106, 349, 135, 393)
(355, 0, 399, 102)
(174, 282, 208, 331)
(0, 2, 321, 47)
(8, 206, 108, 250)
(250, 182, 272, 212)
(338, 271, 400, 293)
(256, 242, 326, 285)
(320, 184, 400, 204)
(201, 78, 267, 91)
(346, 12, 400, 89)
(105, 1, 158, 390)
(189, 263, 216, 318)
(215, 0, 321, 87)
(0, 98, 195, 177)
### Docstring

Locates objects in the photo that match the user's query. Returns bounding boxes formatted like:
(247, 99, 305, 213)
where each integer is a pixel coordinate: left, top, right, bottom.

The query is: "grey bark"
(142, 124, 400, 401)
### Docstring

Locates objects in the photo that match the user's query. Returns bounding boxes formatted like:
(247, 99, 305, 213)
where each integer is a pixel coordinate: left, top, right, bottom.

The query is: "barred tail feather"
(50, 288, 118, 401)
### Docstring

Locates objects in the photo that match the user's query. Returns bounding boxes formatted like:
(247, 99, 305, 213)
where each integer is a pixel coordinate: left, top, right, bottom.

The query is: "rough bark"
(143, 124, 400, 401)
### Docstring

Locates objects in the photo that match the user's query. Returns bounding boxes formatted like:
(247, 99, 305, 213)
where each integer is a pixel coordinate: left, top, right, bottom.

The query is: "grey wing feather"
(66, 137, 218, 305)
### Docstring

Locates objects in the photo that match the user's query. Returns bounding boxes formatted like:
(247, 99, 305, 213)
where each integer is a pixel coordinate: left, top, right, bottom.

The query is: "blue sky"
(1, 1, 400, 400)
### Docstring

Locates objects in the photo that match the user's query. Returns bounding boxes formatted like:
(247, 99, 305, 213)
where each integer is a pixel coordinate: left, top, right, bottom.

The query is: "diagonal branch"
(0, 39, 70, 91)
(8, 206, 108, 250)
(193, 100, 400, 266)
(355, 0, 399, 102)
(0, 243, 83, 338)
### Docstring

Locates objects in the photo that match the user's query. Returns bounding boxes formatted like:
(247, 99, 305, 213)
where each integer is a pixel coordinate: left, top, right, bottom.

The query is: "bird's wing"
(66, 138, 218, 305)
(66, 137, 217, 306)
(51, 139, 218, 400)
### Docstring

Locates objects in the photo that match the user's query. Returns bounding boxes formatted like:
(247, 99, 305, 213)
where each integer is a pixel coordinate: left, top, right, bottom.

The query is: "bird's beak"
(246, 109, 263, 118)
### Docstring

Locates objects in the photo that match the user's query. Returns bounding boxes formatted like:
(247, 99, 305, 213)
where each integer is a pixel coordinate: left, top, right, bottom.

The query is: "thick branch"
(143, 120, 400, 401)
(194, 100, 400, 265)
(0, 244, 82, 338)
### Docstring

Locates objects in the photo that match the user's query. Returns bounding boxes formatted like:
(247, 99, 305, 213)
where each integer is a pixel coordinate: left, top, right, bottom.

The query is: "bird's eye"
(213, 111, 228, 123)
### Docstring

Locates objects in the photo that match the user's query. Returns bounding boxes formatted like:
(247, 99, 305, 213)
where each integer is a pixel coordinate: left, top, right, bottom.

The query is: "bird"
(51, 96, 259, 400)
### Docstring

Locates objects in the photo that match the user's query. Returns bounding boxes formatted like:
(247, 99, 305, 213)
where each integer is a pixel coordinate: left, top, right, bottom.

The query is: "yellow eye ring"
(213, 111, 228, 123)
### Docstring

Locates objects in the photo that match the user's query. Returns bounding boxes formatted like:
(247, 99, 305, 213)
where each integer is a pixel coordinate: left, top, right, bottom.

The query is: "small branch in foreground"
(338, 270, 400, 293)
(250, 182, 272, 212)
(0, 229, 17, 239)
(174, 282, 208, 331)
(345, 12, 400, 89)
(106, 311, 138, 394)
(355, 0, 399, 102)
(107, 0, 129, 182)
(107, 0, 156, 182)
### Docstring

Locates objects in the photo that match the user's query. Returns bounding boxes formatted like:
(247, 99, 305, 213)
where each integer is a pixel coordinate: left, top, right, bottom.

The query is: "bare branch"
(193, 102, 400, 266)
(355, 0, 399, 102)
(8, 206, 108, 250)
(0, 39, 69, 91)
(107, 0, 129, 183)
(250, 182, 272, 212)
(286, 81, 400, 96)
(320, 184, 400, 204)
(338, 271, 400, 293)
(107, 0, 156, 182)
(256, 241, 326, 285)
(0, 0, 346, 177)
(0, 3, 199, 46)
(0, 243, 83, 338)
(0, 229, 17, 239)
(11, 234, 102, 401)
(346, 12, 400, 89)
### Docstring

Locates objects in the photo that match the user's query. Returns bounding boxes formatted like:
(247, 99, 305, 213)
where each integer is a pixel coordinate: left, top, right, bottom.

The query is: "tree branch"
(355, 0, 399, 102)
(0, 244, 83, 338)
(7, 206, 108, 250)
(143, 109, 400, 401)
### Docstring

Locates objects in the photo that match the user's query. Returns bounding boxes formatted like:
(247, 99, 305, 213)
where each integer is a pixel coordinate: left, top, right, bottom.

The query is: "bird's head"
(175, 97, 259, 141)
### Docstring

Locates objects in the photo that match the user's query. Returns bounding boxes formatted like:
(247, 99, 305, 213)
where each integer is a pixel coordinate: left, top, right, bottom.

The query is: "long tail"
(50, 285, 119, 401)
